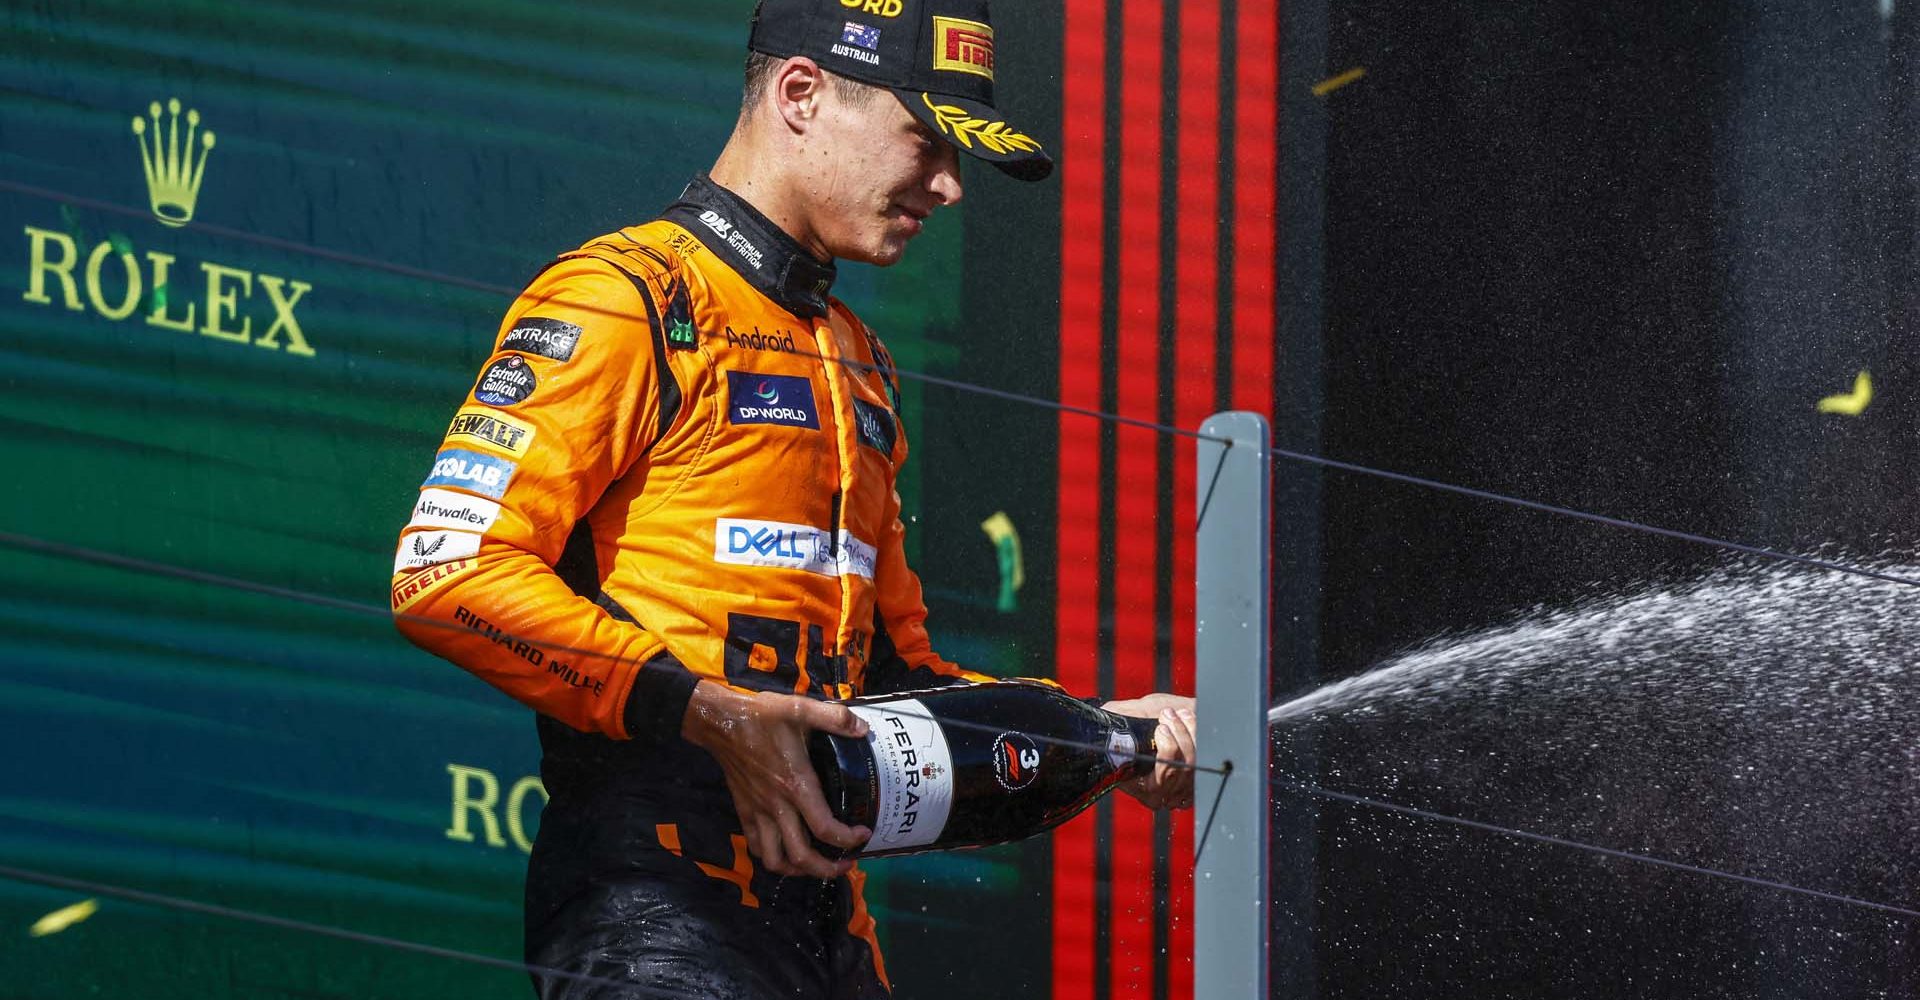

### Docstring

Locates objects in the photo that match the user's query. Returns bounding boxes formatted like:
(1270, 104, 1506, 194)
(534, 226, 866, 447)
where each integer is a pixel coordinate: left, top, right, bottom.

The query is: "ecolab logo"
(697, 209, 765, 271)
(422, 448, 516, 499)
(713, 518, 877, 579)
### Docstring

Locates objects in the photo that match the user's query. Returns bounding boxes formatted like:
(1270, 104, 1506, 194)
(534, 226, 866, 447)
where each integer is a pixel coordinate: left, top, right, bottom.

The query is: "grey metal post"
(1194, 411, 1271, 999)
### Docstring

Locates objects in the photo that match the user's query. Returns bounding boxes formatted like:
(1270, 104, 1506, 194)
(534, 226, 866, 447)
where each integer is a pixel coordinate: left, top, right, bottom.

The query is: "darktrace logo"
(726, 370, 819, 429)
(501, 316, 581, 362)
(991, 732, 1042, 791)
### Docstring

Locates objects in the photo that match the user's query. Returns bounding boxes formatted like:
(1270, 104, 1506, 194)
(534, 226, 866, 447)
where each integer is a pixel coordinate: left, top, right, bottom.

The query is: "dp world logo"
(726, 370, 819, 429)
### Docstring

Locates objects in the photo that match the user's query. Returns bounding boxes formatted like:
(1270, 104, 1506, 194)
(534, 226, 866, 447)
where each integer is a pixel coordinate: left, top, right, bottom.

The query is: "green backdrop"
(0, 2, 1064, 996)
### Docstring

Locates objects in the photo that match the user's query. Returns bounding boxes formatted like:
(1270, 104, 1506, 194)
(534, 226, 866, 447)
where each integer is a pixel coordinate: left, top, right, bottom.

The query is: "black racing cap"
(748, 0, 1053, 182)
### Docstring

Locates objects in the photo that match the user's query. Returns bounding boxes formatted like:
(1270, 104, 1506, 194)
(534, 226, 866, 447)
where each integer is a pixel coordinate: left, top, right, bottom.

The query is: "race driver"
(389, 0, 1198, 996)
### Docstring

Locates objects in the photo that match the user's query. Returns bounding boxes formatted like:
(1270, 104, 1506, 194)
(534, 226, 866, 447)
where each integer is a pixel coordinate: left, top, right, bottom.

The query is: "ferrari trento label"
(849, 699, 954, 852)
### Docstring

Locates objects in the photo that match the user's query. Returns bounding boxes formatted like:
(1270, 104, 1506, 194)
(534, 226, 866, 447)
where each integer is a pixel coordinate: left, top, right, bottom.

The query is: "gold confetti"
(1816, 370, 1873, 415)
(980, 512, 1025, 613)
(29, 898, 98, 938)
(1312, 67, 1367, 97)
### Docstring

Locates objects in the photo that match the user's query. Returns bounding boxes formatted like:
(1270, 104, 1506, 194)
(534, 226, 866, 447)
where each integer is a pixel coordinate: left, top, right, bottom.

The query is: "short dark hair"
(742, 50, 883, 117)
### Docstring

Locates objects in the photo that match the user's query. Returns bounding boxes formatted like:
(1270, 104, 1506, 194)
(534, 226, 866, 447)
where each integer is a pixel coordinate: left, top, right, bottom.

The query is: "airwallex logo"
(18, 97, 321, 359)
(726, 370, 819, 429)
(713, 518, 877, 579)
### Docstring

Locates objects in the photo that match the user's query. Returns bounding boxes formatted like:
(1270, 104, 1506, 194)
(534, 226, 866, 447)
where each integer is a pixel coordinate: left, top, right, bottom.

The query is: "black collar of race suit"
(659, 175, 838, 320)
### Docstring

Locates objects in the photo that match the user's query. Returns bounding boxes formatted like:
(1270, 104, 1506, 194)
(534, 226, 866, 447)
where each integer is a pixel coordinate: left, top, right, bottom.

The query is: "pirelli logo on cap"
(932, 16, 994, 80)
(445, 406, 535, 458)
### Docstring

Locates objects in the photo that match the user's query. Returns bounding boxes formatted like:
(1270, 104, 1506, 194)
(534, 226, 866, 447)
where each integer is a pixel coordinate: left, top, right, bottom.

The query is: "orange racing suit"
(390, 175, 994, 997)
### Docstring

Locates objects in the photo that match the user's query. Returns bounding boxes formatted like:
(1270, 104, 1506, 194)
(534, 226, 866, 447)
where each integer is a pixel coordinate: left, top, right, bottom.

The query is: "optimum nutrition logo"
(697, 210, 766, 272)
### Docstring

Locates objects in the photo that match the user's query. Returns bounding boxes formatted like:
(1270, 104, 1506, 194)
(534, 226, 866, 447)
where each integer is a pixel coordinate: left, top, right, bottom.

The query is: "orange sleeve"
(389, 255, 698, 741)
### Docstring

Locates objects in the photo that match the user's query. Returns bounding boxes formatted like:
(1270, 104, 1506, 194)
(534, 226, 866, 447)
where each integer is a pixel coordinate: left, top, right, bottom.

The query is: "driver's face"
(800, 81, 964, 267)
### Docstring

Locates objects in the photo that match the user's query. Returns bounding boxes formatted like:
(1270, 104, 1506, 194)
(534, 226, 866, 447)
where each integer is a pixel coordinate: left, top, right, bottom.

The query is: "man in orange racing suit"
(390, 1, 1198, 996)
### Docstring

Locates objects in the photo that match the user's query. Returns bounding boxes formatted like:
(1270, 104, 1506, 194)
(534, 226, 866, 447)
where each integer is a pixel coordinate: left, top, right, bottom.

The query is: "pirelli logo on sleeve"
(445, 406, 536, 458)
(392, 557, 478, 612)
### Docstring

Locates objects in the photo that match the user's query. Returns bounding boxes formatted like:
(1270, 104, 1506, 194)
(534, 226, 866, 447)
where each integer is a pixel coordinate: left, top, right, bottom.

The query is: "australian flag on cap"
(841, 21, 881, 51)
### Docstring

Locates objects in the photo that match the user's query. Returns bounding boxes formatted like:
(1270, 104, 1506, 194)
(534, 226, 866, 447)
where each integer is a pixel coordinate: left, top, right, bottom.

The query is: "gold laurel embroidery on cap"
(920, 93, 1040, 155)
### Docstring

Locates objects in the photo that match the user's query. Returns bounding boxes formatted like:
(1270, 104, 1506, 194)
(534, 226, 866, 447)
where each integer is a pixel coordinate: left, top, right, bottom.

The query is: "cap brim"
(896, 89, 1053, 182)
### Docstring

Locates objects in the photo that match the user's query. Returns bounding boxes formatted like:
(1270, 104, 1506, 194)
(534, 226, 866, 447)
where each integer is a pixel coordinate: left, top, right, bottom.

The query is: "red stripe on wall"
(1110, 0, 1164, 997)
(1232, 0, 1280, 414)
(1168, 1, 1224, 995)
(1054, 0, 1107, 997)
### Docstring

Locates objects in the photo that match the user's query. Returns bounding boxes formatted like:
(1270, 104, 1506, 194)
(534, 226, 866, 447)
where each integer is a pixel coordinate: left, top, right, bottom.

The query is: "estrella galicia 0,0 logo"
(474, 354, 536, 406)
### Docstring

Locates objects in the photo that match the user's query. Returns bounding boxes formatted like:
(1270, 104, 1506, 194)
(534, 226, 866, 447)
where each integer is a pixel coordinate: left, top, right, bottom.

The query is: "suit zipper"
(828, 490, 843, 559)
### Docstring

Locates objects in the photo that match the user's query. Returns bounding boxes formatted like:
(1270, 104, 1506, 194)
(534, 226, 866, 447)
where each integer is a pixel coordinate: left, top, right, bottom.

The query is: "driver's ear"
(774, 57, 826, 131)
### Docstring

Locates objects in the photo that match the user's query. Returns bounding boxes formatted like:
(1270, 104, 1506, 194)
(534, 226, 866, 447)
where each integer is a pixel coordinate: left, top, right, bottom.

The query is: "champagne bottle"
(807, 680, 1160, 858)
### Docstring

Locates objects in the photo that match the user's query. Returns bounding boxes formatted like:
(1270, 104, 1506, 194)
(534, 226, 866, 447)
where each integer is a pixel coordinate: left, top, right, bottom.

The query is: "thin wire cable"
(1192, 438, 1236, 534)
(25, 177, 1903, 593)
(1259, 443, 1920, 590)
(1271, 778, 1920, 921)
(0, 530, 1221, 777)
(1190, 760, 1235, 867)
(0, 863, 673, 996)
(0, 178, 1228, 447)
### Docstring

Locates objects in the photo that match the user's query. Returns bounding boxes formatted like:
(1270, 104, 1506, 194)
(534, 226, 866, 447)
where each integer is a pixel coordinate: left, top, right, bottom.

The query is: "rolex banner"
(0, 3, 1064, 997)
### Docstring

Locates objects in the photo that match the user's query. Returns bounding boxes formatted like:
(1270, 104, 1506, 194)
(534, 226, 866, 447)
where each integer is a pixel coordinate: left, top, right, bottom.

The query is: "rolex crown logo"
(131, 98, 215, 228)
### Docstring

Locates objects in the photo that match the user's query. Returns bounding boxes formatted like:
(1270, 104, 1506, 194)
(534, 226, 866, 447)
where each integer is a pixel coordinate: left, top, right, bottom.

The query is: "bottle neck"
(1108, 712, 1162, 776)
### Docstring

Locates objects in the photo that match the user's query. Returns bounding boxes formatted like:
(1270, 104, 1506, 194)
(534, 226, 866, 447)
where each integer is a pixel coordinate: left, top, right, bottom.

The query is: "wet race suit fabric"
(390, 175, 997, 999)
